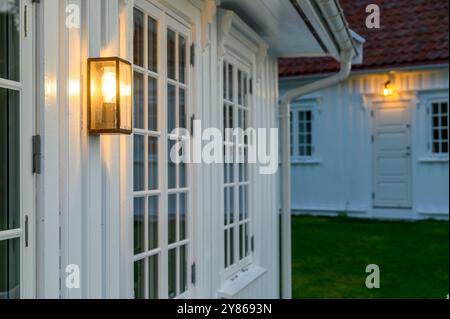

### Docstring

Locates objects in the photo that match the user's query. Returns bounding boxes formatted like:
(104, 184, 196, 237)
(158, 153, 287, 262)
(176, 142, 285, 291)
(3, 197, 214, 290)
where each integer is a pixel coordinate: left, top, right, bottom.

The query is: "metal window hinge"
(32, 135, 42, 174)
(25, 215, 29, 247)
(190, 43, 195, 67)
(251, 236, 255, 252)
(191, 263, 196, 285)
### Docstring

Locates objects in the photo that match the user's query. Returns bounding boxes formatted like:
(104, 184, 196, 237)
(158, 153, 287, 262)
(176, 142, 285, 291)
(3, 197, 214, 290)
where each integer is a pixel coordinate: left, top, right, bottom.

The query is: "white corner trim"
(217, 266, 267, 299)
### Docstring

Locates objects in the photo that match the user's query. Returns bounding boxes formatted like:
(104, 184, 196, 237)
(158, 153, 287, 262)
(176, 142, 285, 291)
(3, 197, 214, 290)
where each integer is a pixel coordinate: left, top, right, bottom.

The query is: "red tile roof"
(279, 0, 449, 77)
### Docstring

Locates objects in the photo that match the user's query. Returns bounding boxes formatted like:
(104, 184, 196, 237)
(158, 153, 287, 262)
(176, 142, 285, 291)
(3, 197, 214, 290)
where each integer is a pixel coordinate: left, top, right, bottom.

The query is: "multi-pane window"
(430, 101, 448, 154)
(133, 8, 160, 300)
(290, 108, 314, 158)
(298, 110, 313, 157)
(1, 0, 21, 299)
(133, 5, 190, 299)
(223, 60, 252, 272)
(166, 26, 189, 299)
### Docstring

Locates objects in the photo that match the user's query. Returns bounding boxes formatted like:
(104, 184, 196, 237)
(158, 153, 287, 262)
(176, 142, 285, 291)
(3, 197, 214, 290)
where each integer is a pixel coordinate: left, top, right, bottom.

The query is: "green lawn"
(292, 215, 449, 299)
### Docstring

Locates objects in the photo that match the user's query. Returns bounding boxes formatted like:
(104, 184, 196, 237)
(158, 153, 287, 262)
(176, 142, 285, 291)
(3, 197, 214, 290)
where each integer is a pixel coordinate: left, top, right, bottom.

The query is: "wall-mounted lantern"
(383, 80, 393, 96)
(88, 57, 132, 134)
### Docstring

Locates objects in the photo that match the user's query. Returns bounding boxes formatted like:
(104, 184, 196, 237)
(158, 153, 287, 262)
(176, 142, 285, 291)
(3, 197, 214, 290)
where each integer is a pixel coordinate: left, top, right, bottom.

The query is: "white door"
(0, 0, 35, 299)
(132, 0, 194, 299)
(372, 101, 412, 208)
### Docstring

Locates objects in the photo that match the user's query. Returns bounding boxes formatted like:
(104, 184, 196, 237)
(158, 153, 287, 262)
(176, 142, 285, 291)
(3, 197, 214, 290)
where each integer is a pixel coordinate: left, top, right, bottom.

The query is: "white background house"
(0, 0, 358, 299)
(280, 0, 449, 221)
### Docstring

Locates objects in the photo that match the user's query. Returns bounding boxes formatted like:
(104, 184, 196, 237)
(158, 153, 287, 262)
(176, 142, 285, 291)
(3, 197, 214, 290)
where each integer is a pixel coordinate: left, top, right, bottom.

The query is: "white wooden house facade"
(280, 0, 449, 221)
(0, 0, 358, 299)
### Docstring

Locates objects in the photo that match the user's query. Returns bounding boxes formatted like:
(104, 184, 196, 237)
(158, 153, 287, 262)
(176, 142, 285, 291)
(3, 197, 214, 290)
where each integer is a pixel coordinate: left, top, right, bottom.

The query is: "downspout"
(280, 0, 355, 299)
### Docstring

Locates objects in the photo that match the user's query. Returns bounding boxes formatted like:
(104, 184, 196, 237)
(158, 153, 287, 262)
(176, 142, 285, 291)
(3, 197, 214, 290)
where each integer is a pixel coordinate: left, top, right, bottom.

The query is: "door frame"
(369, 95, 414, 209)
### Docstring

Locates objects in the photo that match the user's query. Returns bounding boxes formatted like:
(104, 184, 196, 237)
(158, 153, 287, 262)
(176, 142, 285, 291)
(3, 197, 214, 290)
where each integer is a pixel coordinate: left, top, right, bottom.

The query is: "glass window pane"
(133, 135, 144, 191)
(167, 84, 176, 133)
(148, 77, 158, 131)
(179, 35, 186, 84)
(433, 116, 440, 128)
(148, 196, 158, 250)
(168, 194, 176, 244)
(133, 259, 145, 299)
(229, 228, 234, 265)
(239, 224, 244, 260)
(133, 197, 145, 255)
(229, 186, 234, 224)
(442, 142, 448, 154)
(0, 88, 19, 231)
(228, 64, 233, 101)
(148, 136, 158, 190)
(168, 249, 176, 299)
(179, 245, 187, 294)
(441, 115, 447, 127)
(224, 187, 229, 226)
(133, 8, 144, 67)
(223, 63, 227, 99)
(148, 255, 158, 299)
(442, 129, 448, 140)
(244, 223, 249, 257)
(179, 88, 186, 129)
(441, 102, 448, 114)
(432, 103, 440, 115)
(167, 29, 176, 80)
(148, 17, 157, 72)
(238, 70, 242, 105)
(179, 193, 187, 240)
(224, 229, 228, 268)
(168, 139, 177, 189)
(133, 72, 144, 129)
(0, 238, 20, 299)
(179, 162, 186, 188)
(0, 0, 20, 81)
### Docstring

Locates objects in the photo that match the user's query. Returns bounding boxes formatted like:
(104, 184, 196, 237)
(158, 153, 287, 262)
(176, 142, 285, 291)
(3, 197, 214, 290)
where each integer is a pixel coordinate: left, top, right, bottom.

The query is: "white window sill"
(418, 156, 449, 163)
(217, 266, 267, 299)
(291, 157, 322, 165)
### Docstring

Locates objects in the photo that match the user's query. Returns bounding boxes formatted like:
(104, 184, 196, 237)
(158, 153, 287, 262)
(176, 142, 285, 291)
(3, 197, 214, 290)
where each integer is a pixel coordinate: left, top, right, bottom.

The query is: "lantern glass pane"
(120, 60, 132, 131)
(90, 59, 118, 131)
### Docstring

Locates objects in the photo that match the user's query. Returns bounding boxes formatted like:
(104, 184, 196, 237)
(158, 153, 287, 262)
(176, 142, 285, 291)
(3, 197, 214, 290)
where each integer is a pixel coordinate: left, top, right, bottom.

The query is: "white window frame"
(290, 99, 318, 163)
(0, 0, 35, 299)
(132, 0, 193, 300)
(426, 94, 449, 157)
(221, 51, 253, 279)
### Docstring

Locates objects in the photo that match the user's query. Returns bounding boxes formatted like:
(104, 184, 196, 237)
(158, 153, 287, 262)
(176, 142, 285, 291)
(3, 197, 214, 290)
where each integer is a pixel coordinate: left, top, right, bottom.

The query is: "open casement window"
(290, 102, 315, 159)
(222, 53, 253, 277)
(429, 99, 449, 155)
(133, 0, 192, 299)
(0, 0, 34, 299)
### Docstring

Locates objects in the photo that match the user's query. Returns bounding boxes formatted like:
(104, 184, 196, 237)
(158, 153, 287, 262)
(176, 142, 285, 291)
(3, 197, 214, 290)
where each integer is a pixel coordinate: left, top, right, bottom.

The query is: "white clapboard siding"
(37, 0, 281, 299)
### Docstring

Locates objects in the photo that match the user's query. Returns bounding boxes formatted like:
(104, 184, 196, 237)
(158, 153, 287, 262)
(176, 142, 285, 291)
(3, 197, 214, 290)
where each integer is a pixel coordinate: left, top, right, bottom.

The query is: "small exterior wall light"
(88, 57, 132, 134)
(383, 80, 393, 96)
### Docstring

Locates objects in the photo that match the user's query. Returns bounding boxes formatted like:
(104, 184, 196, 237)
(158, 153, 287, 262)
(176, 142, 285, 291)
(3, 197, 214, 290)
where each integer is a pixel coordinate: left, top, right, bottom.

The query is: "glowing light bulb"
(383, 88, 390, 96)
(102, 68, 116, 103)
